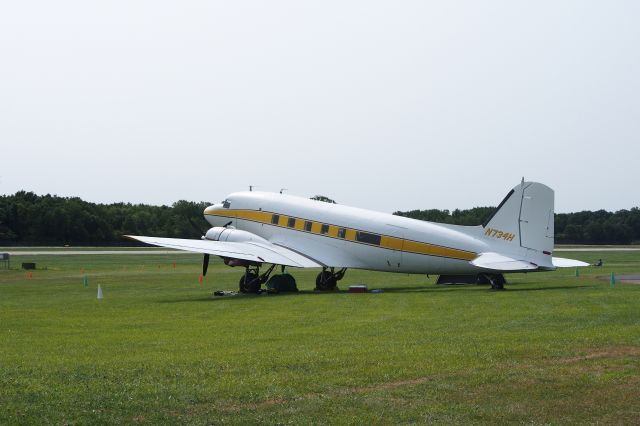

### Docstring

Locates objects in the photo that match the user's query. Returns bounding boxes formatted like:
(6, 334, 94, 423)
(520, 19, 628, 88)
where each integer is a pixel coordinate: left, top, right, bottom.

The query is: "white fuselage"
(204, 192, 494, 274)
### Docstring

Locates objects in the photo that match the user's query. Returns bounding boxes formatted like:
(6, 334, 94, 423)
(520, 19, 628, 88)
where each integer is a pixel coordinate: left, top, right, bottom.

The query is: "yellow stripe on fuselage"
(205, 209, 476, 261)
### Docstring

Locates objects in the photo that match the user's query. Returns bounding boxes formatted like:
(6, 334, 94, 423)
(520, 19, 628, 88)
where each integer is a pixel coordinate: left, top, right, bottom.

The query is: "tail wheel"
(239, 272, 261, 293)
(483, 273, 505, 290)
(315, 271, 337, 291)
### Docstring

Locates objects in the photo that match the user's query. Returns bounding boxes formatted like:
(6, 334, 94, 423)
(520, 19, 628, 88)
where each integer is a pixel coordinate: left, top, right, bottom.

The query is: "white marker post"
(97, 284, 103, 300)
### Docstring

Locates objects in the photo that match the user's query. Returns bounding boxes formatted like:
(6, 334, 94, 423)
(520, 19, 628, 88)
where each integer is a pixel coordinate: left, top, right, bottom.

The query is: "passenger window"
(287, 217, 296, 228)
(304, 221, 312, 232)
(337, 228, 346, 239)
(356, 231, 381, 245)
(271, 214, 280, 225)
(320, 224, 329, 235)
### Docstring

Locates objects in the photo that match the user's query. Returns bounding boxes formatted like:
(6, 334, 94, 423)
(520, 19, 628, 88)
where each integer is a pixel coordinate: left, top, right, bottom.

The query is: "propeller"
(186, 217, 210, 276)
(188, 217, 206, 238)
(186, 217, 232, 277)
(203, 253, 210, 276)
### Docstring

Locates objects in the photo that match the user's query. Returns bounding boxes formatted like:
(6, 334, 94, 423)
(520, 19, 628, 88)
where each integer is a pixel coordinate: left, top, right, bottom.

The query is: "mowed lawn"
(1, 250, 639, 424)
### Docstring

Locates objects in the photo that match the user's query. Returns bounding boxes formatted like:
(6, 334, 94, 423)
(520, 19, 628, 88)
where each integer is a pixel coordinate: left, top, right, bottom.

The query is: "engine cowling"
(204, 227, 268, 244)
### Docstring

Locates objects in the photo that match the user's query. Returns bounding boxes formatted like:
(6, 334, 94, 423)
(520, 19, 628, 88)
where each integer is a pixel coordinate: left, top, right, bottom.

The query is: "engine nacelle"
(204, 227, 268, 244)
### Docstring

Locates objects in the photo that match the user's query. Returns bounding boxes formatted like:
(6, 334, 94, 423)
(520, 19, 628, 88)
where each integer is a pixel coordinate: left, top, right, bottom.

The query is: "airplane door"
(385, 224, 405, 271)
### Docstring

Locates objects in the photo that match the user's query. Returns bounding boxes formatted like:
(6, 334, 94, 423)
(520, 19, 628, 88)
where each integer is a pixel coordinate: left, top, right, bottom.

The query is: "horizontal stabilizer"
(125, 235, 320, 268)
(471, 252, 539, 271)
(552, 257, 590, 268)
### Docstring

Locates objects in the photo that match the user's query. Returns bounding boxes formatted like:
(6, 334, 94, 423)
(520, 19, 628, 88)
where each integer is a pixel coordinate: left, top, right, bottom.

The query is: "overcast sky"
(1, 1, 638, 214)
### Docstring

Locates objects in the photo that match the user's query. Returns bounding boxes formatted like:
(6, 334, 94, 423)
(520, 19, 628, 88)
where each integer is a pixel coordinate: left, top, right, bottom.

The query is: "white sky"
(1, 1, 638, 213)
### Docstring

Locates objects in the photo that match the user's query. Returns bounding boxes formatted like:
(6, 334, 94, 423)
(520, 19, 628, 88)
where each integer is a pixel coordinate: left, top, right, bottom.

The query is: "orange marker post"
(198, 275, 203, 285)
(28, 272, 33, 280)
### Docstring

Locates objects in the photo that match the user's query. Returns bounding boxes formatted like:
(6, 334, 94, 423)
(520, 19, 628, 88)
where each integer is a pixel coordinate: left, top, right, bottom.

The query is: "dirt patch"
(553, 346, 640, 364)
(220, 376, 435, 412)
(221, 347, 640, 413)
(339, 376, 433, 394)
(499, 346, 640, 372)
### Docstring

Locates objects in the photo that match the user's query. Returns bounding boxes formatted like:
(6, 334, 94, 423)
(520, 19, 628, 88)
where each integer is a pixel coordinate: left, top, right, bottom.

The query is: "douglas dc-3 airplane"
(127, 181, 588, 291)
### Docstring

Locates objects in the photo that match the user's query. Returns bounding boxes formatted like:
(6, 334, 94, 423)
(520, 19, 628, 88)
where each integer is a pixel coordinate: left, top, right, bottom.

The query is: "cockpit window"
(222, 200, 230, 209)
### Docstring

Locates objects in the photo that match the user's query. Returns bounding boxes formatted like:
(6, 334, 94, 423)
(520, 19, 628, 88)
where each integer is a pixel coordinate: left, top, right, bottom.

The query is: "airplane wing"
(471, 252, 539, 271)
(125, 235, 321, 268)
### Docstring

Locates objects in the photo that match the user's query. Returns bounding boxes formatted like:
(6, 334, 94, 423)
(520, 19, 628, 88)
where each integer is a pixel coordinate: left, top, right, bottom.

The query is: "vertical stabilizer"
(482, 181, 554, 266)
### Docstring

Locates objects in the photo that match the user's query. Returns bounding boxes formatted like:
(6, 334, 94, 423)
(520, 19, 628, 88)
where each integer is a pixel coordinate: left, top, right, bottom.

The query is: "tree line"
(394, 207, 640, 244)
(0, 191, 638, 245)
(0, 191, 211, 246)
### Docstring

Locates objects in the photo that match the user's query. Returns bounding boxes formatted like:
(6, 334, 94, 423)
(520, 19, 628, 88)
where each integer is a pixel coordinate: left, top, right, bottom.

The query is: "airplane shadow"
(157, 290, 337, 304)
(497, 285, 593, 292)
(157, 284, 593, 303)
(361, 284, 593, 293)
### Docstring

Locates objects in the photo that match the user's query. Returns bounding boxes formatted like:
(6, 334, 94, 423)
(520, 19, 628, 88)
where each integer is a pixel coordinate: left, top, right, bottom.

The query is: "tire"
(315, 271, 337, 291)
(489, 274, 505, 290)
(267, 274, 298, 293)
(239, 272, 260, 293)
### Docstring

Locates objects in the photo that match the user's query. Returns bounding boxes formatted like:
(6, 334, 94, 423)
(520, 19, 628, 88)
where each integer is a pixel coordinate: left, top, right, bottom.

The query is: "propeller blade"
(188, 217, 206, 236)
(203, 253, 210, 276)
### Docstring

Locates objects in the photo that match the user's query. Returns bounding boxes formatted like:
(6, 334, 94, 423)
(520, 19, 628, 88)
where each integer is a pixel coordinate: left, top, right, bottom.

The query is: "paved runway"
(599, 274, 640, 283)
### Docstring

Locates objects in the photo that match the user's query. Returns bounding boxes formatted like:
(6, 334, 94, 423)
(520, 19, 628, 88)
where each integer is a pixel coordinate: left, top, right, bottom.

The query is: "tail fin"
(482, 181, 554, 265)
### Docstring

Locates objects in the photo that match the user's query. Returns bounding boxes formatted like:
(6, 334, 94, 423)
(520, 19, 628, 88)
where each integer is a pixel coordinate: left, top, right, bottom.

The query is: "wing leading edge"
(125, 235, 321, 268)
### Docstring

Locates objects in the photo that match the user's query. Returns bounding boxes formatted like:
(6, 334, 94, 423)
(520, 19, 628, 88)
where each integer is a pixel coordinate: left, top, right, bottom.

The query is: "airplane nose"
(204, 204, 221, 215)
(203, 204, 229, 227)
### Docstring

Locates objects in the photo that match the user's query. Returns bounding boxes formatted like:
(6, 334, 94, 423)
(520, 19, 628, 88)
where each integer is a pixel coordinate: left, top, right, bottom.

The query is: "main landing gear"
(224, 258, 347, 293)
(315, 267, 347, 291)
(239, 264, 276, 293)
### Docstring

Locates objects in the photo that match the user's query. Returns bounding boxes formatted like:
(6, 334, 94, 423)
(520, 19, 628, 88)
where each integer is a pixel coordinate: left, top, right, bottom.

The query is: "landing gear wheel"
(266, 274, 298, 293)
(493, 274, 505, 290)
(483, 273, 505, 290)
(315, 271, 337, 291)
(239, 272, 261, 293)
(491, 281, 504, 290)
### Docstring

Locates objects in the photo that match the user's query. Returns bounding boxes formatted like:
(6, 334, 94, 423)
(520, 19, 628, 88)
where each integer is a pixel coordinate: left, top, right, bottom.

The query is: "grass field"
(1, 250, 639, 424)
